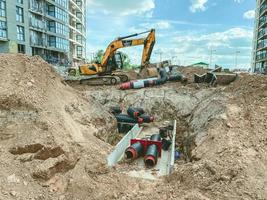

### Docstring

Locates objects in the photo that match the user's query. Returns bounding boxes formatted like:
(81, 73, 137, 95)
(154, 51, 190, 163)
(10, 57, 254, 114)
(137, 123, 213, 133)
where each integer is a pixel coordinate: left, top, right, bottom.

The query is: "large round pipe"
(140, 114, 154, 123)
(150, 134, 161, 141)
(144, 144, 158, 167)
(127, 107, 141, 118)
(125, 142, 144, 159)
(144, 134, 161, 167)
(110, 106, 122, 115)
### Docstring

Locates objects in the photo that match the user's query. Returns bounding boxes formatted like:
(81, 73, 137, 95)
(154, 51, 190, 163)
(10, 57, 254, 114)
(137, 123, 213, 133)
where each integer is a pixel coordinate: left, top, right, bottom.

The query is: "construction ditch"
(84, 83, 227, 164)
(0, 54, 266, 200)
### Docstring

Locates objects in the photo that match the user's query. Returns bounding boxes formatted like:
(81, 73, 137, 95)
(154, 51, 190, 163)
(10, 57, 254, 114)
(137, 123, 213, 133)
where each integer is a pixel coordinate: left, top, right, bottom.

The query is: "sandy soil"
(0, 53, 266, 200)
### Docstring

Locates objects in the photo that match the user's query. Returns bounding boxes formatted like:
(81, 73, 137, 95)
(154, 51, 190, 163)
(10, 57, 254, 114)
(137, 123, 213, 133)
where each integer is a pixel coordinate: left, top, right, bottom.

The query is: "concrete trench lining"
(107, 121, 177, 179)
(107, 124, 142, 166)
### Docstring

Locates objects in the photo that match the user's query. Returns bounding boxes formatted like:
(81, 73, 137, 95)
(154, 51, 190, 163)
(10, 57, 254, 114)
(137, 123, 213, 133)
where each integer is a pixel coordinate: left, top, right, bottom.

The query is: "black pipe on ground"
(139, 114, 154, 123)
(110, 106, 122, 115)
(133, 107, 145, 115)
(115, 114, 143, 124)
(125, 142, 144, 159)
(127, 107, 141, 118)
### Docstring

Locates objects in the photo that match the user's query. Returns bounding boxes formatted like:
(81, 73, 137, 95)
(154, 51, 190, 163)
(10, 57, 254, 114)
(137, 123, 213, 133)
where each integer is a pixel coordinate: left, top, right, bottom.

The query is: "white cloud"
(164, 27, 253, 67)
(87, 0, 155, 17)
(190, 0, 208, 13)
(139, 20, 171, 30)
(234, 0, 244, 3)
(243, 10, 255, 19)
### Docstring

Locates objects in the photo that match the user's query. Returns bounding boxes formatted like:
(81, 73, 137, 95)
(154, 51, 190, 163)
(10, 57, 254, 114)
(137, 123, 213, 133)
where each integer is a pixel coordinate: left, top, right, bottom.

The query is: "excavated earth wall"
(0, 54, 266, 200)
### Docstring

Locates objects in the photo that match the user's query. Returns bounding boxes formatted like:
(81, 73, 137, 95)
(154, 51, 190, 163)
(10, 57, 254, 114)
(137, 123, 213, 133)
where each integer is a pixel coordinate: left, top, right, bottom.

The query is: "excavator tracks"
(79, 75, 121, 85)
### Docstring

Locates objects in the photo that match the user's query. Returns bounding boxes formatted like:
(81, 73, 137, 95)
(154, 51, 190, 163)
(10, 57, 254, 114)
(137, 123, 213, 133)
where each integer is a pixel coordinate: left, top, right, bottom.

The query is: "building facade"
(252, 0, 267, 73)
(0, 0, 86, 66)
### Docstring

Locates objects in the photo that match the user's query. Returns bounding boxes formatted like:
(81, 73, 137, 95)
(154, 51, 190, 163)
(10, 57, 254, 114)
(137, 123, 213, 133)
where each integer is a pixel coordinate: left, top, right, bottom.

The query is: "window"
(17, 0, 23, 4)
(0, 20, 7, 38)
(48, 36, 69, 51)
(29, 13, 44, 29)
(48, 21, 55, 32)
(30, 30, 43, 46)
(76, 12, 82, 21)
(47, 5, 55, 17)
(16, 6, 24, 23)
(49, 36, 56, 47)
(18, 44, 25, 53)
(47, 5, 68, 23)
(47, 21, 69, 35)
(54, 0, 68, 9)
(76, 0, 82, 7)
(77, 46, 82, 58)
(0, 0, 6, 17)
(76, 35, 82, 44)
(17, 26, 25, 41)
(76, 23, 82, 32)
(29, 0, 42, 13)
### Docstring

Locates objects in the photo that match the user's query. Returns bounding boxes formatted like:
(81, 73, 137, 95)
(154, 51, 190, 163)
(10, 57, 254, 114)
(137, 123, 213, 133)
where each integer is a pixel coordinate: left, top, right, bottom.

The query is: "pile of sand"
(0, 54, 149, 200)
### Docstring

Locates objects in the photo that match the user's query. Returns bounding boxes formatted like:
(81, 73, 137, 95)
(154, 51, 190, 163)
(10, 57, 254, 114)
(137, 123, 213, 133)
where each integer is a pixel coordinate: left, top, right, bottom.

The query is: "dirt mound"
(0, 54, 145, 200)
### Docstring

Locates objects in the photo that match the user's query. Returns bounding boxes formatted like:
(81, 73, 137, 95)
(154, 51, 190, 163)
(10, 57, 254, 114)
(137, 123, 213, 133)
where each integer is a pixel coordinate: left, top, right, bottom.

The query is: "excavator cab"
(106, 52, 124, 73)
(114, 52, 123, 69)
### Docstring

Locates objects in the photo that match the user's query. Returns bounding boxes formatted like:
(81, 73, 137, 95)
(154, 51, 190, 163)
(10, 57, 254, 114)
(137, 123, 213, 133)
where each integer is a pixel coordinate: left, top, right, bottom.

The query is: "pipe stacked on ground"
(144, 134, 161, 167)
(115, 114, 144, 124)
(112, 106, 154, 134)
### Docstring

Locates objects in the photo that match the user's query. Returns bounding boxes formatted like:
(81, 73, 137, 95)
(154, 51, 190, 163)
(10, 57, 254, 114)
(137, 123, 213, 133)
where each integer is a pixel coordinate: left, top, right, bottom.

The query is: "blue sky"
(86, 0, 255, 68)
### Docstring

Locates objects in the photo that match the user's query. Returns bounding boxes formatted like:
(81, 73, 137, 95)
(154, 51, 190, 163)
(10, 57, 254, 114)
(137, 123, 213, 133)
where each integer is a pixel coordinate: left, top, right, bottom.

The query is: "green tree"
(119, 51, 132, 70)
(92, 50, 104, 63)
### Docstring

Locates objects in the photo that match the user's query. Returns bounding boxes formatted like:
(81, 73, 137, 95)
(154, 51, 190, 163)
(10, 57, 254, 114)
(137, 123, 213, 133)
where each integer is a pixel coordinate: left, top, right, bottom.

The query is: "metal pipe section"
(127, 107, 141, 118)
(120, 69, 176, 90)
(144, 144, 158, 167)
(115, 114, 143, 124)
(144, 134, 161, 167)
(140, 114, 154, 123)
(150, 134, 161, 142)
(125, 142, 144, 159)
(110, 106, 122, 115)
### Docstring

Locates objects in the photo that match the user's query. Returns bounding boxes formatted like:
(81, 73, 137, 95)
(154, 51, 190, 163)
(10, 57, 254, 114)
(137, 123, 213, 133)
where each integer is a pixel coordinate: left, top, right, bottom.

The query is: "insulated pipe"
(115, 114, 143, 124)
(127, 107, 142, 118)
(139, 114, 154, 123)
(144, 144, 158, 167)
(144, 134, 161, 167)
(155, 69, 168, 85)
(110, 106, 122, 115)
(150, 134, 161, 142)
(125, 142, 144, 159)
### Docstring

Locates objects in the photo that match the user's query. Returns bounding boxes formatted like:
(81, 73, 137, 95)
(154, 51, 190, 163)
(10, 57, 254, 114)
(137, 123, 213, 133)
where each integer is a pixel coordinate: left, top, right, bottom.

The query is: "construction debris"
(194, 66, 238, 86)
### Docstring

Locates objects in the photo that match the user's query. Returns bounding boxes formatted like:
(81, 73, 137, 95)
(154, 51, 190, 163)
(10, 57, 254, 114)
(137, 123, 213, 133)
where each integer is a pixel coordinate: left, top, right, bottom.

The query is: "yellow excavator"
(68, 29, 157, 85)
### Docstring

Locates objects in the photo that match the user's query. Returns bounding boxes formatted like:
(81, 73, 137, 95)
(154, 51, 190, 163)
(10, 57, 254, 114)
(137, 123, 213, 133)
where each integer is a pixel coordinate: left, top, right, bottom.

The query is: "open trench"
(86, 84, 227, 162)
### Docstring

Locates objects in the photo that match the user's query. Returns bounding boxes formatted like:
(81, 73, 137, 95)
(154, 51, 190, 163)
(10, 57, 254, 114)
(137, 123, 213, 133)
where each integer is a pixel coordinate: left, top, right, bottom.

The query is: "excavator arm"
(101, 29, 156, 71)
